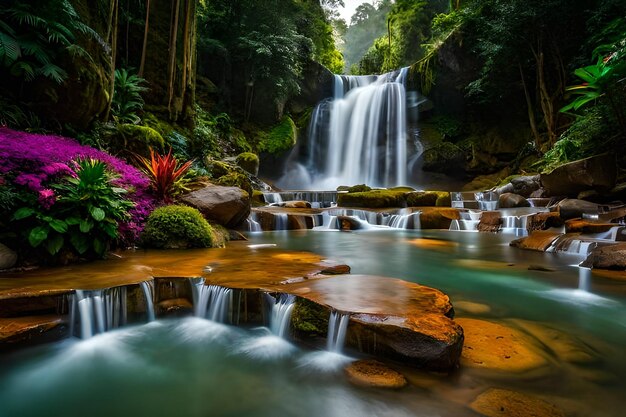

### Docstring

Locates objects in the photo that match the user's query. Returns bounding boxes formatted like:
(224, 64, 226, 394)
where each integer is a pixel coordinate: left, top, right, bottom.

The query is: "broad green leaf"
(28, 226, 49, 247)
(65, 217, 81, 225)
(100, 222, 118, 239)
(46, 234, 64, 255)
(79, 219, 94, 233)
(12, 207, 35, 220)
(90, 206, 105, 221)
(70, 232, 89, 254)
(93, 238, 105, 256)
(48, 219, 68, 233)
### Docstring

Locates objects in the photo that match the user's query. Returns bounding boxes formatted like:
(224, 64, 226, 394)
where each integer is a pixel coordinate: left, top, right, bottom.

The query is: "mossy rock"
(109, 124, 165, 158)
(141, 112, 178, 137)
(346, 184, 372, 193)
(406, 192, 438, 207)
(433, 191, 452, 207)
(337, 190, 408, 208)
(235, 152, 260, 176)
(231, 128, 252, 153)
(208, 223, 230, 248)
(259, 116, 297, 154)
(251, 190, 266, 207)
(291, 298, 329, 337)
(214, 172, 253, 197)
(390, 186, 416, 192)
(141, 205, 219, 249)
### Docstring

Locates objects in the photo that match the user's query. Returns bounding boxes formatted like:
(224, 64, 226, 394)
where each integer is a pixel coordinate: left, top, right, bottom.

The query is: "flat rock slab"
(470, 388, 565, 417)
(0, 315, 63, 343)
(456, 318, 548, 373)
(281, 275, 464, 371)
(345, 359, 408, 389)
(510, 231, 561, 252)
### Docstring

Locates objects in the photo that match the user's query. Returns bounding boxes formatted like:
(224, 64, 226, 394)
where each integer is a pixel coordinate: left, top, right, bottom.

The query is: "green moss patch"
(259, 116, 297, 154)
(291, 298, 328, 336)
(141, 205, 217, 249)
(337, 189, 409, 208)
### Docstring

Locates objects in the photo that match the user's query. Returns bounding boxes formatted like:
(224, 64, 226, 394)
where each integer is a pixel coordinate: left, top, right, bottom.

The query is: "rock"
(540, 154, 616, 197)
(470, 388, 565, 417)
(564, 219, 615, 234)
(556, 199, 599, 220)
(478, 211, 502, 233)
(498, 193, 530, 208)
(287, 214, 314, 230)
(337, 189, 408, 208)
(510, 175, 541, 197)
(344, 359, 408, 389)
(283, 200, 311, 209)
(453, 301, 491, 315)
(0, 243, 17, 269)
(581, 243, 626, 270)
(0, 315, 64, 345)
(526, 212, 563, 232)
(528, 265, 556, 272)
(510, 231, 561, 252)
(156, 298, 193, 317)
(456, 318, 549, 373)
(288, 275, 464, 371)
(181, 185, 251, 228)
(337, 216, 364, 230)
(509, 319, 598, 365)
(406, 191, 438, 207)
(235, 152, 260, 176)
(419, 207, 461, 229)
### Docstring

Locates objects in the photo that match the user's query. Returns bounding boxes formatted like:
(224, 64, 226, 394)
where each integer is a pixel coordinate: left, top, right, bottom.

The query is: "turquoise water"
(1, 229, 625, 416)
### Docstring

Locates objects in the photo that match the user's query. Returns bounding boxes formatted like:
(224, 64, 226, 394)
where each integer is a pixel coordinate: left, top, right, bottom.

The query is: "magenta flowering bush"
(0, 127, 156, 245)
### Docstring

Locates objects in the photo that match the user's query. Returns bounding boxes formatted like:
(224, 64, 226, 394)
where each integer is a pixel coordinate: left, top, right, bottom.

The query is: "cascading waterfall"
(246, 212, 262, 232)
(274, 213, 288, 230)
(73, 287, 127, 338)
(294, 68, 412, 189)
(139, 281, 155, 322)
(266, 293, 296, 338)
(191, 278, 233, 323)
(327, 311, 350, 353)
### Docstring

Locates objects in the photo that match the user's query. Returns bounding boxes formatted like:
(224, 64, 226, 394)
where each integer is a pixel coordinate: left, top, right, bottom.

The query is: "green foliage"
(135, 149, 194, 203)
(258, 116, 297, 154)
(431, 115, 463, 141)
(346, 184, 371, 193)
(235, 152, 259, 175)
(291, 298, 329, 336)
(214, 172, 253, 197)
(112, 124, 165, 157)
(11, 158, 134, 260)
(112, 69, 148, 124)
(0, 0, 98, 83)
(337, 189, 408, 208)
(0, 96, 42, 131)
(140, 205, 216, 249)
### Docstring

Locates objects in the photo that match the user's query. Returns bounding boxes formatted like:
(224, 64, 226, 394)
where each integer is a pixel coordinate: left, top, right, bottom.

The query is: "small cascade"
(328, 209, 381, 225)
(387, 211, 421, 229)
(501, 215, 530, 236)
(327, 311, 350, 353)
(578, 267, 591, 291)
(449, 219, 479, 231)
(264, 191, 337, 208)
(274, 213, 288, 230)
(139, 281, 155, 322)
(191, 279, 233, 323)
(73, 287, 127, 338)
(266, 293, 296, 338)
(246, 212, 262, 232)
(264, 193, 283, 205)
(549, 235, 598, 256)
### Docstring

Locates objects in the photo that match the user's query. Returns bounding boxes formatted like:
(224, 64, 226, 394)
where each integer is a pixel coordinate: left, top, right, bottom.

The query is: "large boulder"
(540, 154, 616, 197)
(0, 244, 17, 270)
(581, 243, 626, 270)
(510, 175, 541, 197)
(181, 185, 250, 228)
(498, 193, 530, 208)
(344, 360, 408, 389)
(556, 199, 599, 220)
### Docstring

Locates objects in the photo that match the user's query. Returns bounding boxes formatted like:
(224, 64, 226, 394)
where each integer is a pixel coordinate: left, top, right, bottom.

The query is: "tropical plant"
(11, 158, 134, 259)
(135, 149, 194, 203)
(111, 68, 148, 124)
(0, 0, 99, 83)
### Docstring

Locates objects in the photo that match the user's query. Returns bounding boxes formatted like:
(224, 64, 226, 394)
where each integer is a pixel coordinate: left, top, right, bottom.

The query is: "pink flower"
(38, 188, 56, 209)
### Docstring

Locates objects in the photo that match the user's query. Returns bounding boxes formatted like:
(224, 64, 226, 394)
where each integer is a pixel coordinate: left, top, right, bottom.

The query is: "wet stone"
(344, 359, 408, 389)
(469, 388, 565, 417)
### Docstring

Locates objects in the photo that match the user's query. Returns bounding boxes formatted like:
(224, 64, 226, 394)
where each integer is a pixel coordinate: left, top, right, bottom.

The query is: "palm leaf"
(0, 31, 20, 64)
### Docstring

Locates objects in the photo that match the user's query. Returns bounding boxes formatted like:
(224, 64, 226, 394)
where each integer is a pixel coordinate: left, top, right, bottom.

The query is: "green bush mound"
(406, 191, 451, 207)
(337, 189, 408, 208)
(259, 116, 297, 154)
(235, 152, 260, 175)
(141, 205, 218, 249)
(346, 184, 372, 193)
(107, 124, 165, 158)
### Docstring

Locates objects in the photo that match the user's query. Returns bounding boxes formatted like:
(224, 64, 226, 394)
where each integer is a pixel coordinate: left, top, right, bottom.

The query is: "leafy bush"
(112, 69, 148, 124)
(135, 149, 193, 203)
(141, 205, 217, 249)
(10, 158, 134, 261)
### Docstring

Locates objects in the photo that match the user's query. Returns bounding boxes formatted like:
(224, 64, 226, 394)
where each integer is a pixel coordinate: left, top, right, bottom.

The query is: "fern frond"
(0, 31, 20, 64)
(37, 62, 67, 83)
(11, 60, 35, 80)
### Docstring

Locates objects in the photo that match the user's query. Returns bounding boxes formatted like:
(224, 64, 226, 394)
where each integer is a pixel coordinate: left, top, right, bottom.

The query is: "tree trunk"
(167, 0, 181, 119)
(104, 0, 119, 121)
(519, 62, 541, 149)
(138, 0, 150, 77)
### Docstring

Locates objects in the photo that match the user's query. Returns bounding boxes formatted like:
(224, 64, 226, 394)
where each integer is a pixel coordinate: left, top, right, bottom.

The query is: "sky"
(337, 0, 375, 24)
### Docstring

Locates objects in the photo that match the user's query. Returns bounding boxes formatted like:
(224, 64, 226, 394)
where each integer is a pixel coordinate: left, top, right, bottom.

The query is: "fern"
(112, 68, 148, 124)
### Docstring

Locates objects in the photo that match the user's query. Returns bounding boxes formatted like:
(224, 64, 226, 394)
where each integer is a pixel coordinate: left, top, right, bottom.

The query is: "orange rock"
(0, 315, 63, 344)
(345, 359, 408, 389)
(565, 219, 615, 234)
(510, 231, 562, 252)
(470, 388, 565, 417)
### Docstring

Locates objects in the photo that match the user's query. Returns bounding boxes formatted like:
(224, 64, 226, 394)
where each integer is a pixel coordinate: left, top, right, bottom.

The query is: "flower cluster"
(0, 127, 156, 243)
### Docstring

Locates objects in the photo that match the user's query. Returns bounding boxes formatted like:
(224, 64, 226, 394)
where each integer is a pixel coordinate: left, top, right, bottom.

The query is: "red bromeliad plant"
(135, 149, 193, 203)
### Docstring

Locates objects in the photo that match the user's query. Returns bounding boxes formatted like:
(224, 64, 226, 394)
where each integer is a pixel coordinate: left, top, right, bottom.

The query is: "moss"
(208, 223, 230, 248)
(259, 116, 297, 154)
(235, 152, 260, 176)
(390, 186, 417, 192)
(406, 192, 438, 207)
(291, 298, 328, 336)
(142, 112, 178, 137)
(251, 190, 266, 207)
(347, 184, 371, 193)
(433, 191, 452, 207)
(109, 124, 165, 157)
(141, 205, 217, 249)
(214, 172, 253, 197)
(231, 128, 252, 153)
(337, 189, 408, 208)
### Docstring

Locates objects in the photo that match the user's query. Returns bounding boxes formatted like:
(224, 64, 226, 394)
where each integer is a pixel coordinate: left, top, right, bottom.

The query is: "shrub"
(135, 148, 193, 203)
(112, 69, 148, 124)
(110, 124, 165, 158)
(141, 205, 217, 249)
(259, 116, 297, 154)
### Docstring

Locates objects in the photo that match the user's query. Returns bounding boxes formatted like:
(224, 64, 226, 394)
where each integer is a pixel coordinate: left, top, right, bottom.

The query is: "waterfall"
(274, 213, 288, 230)
(303, 68, 411, 189)
(264, 193, 283, 205)
(191, 278, 233, 323)
(327, 311, 350, 353)
(139, 281, 155, 322)
(266, 293, 296, 338)
(578, 267, 591, 291)
(73, 287, 127, 338)
(246, 212, 262, 232)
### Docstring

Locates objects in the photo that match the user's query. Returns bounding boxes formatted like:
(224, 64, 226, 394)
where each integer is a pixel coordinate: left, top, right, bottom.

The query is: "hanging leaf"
(45, 234, 64, 255)
(28, 226, 49, 247)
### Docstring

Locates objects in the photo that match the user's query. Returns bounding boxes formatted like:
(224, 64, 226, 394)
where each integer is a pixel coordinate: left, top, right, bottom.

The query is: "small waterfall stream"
(191, 279, 233, 323)
(140, 281, 155, 322)
(73, 287, 127, 338)
(266, 293, 296, 338)
(327, 311, 350, 353)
